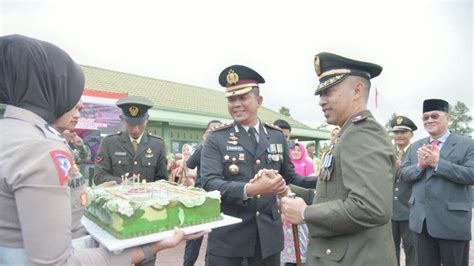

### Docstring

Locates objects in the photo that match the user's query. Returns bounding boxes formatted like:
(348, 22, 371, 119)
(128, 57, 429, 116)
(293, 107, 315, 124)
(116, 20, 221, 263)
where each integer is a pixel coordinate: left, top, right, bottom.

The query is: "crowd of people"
(0, 34, 473, 266)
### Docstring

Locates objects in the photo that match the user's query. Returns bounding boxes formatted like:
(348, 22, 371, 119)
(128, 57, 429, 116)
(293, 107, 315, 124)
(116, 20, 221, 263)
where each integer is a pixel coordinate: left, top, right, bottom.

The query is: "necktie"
(248, 127, 258, 152)
(397, 149, 404, 159)
(132, 139, 139, 153)
(431, 140, 441, 150)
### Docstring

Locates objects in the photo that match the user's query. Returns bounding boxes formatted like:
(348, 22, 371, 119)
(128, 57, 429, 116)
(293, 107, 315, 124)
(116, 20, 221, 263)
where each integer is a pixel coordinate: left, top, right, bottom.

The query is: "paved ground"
(155, 222, 474, 266)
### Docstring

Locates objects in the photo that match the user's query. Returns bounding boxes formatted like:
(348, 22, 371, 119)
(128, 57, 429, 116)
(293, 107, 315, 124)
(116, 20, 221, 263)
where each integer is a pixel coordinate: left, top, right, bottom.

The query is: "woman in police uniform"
(0, 34, 205, 265)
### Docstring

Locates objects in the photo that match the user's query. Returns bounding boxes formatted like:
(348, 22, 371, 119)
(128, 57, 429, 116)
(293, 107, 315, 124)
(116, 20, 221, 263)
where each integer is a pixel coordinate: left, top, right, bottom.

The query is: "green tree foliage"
(385, 112, 398, 132)
(449, 101, 473, 137)
(279, 106, 291, 117)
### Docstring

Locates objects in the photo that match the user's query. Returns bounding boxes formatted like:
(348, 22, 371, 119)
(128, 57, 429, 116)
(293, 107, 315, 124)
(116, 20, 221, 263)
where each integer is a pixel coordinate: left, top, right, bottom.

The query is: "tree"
(450, 101, 473, 137)
(279, 106, 291, 117)
(385, 112, 398, 132)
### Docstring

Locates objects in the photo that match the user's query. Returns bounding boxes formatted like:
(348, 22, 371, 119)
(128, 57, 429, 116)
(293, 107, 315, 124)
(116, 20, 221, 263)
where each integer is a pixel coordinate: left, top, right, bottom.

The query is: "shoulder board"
(351, 115, 368, 124)
(148, 132, 163, 140)
(103, 132, 121, 138)
(44, 124, 65, 141)
(264, 122, 283, 132)
(211, 123, 232, 132)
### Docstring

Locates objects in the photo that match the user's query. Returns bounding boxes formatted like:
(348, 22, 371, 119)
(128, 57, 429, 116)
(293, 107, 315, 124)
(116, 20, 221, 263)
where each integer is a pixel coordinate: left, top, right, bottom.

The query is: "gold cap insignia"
(396, 117, 403, 125)
(226, 69, 239, 85)
(129, 106, 139, 117)
(314, 55, 321, 76)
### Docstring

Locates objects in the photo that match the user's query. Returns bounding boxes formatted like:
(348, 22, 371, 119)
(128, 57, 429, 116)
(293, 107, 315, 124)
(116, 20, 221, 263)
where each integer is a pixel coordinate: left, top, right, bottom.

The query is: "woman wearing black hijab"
(0, 35, 207, 265)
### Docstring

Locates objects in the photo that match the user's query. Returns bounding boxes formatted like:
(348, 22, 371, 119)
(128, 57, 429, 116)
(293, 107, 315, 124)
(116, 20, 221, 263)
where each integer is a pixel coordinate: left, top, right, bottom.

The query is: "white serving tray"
(81, 214, 241, 253)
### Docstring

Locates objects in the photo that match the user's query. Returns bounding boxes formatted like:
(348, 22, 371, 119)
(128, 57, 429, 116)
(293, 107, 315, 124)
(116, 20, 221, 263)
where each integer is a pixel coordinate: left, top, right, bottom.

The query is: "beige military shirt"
(0, 105, 131, 265)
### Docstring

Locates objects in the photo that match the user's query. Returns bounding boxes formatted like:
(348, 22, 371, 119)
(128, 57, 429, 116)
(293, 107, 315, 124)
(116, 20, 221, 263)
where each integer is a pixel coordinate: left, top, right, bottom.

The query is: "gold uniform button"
(395, 188, 399, 191)
(257, 195, 261, 199)
(394, 196, 398, 200)
(256, 211, 260, 216)
(256, 159, 261, 165)
(326, 249, 332, 255)
(148, 162, 151, 166)
(118, 160, 122, 164)
(134, 161, 138, 165)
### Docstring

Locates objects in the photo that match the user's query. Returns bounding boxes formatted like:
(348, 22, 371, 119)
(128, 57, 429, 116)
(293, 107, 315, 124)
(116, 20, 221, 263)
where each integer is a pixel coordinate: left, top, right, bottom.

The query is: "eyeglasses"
(422, 113, 444, 121)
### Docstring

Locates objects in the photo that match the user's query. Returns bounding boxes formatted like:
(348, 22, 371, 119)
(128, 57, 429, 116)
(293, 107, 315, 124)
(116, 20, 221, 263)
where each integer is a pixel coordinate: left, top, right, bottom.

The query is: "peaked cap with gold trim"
(116, 95, 153, 125)
(314, 52, 382, 95)
(390, 115, 417, 132)
(219, 65, 265, 98)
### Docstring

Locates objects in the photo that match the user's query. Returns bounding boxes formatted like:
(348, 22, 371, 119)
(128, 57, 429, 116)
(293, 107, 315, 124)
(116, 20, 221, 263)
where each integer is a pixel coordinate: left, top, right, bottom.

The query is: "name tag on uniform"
(114, 152, 127, 156)
(226, 146, 244, 151)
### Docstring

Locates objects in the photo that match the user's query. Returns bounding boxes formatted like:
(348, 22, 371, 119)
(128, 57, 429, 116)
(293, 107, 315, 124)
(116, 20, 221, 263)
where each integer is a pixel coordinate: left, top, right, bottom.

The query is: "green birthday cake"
(84, 180, 222, 239)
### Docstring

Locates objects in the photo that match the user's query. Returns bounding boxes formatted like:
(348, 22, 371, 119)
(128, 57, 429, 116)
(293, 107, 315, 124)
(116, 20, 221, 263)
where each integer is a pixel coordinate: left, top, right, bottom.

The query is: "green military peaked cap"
(313, 52, 382, 95)
(391, 115, 417, 132)
(116, 95, 153, 125)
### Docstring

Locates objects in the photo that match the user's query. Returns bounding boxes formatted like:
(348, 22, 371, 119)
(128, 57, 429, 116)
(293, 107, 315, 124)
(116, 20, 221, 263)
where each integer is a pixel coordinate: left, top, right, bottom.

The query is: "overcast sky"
(2, 0, 472, 140)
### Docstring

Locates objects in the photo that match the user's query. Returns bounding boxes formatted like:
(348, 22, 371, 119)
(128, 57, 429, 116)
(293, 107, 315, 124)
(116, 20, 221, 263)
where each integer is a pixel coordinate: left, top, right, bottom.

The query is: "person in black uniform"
(94, 96, 168, 186)
(390, 115, 417, 266)
(183, 120, 222, 266)
(200, 65, 316, 266)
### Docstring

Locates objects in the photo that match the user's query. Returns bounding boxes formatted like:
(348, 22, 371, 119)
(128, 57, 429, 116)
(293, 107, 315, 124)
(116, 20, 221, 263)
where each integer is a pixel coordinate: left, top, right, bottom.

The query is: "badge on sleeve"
(50, 150, 73, 186)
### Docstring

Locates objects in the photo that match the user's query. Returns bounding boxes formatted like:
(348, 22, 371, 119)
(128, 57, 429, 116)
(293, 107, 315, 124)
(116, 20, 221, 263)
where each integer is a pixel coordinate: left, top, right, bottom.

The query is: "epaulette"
(211, 123, 232, 132)
(44, 124, 64, 141)
(148, 132, 164, 140)
(103, 131, 121, 138)
(264, 122, 283, 132)
(351, 115, 368, 124)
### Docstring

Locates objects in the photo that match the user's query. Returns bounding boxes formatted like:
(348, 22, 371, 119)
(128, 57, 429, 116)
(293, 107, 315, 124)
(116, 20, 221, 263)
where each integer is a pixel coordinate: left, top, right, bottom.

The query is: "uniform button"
(395, 188, 399, 191)
(118, 160, 122, 164)
(148, 162, 151, 166)
(257, 195, 261, 199)
(256, 159, 261, 165)
(326, 249, 332, 255)
(134, 161, 138, 165)
(394, 196, 398, 200)
(277, 209, 280, 214)
(256, 211, 260, 216)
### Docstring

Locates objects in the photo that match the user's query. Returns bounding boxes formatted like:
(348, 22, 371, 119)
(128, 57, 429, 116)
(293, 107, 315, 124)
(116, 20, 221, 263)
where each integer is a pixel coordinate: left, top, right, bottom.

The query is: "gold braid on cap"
(318, 69, 351, 79)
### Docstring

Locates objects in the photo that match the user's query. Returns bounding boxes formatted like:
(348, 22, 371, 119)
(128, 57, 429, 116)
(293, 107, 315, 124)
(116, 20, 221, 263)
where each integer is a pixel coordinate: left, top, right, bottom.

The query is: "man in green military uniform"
(94, 96, 167, 185)
(63, 129, 91, 164)
(282, 53, 397, 265)
(390, 115, 417, 266)
(201, 65, 316, 266)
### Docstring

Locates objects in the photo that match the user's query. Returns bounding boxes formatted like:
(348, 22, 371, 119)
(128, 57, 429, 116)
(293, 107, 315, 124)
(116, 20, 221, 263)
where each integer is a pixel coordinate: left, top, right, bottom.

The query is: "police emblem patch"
(226, 69, 239, 85)
(50, 150, 73, 186)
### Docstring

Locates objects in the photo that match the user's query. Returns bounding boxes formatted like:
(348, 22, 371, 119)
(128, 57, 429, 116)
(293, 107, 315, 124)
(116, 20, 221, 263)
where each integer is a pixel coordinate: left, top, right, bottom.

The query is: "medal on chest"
(319, 138, 338, 181)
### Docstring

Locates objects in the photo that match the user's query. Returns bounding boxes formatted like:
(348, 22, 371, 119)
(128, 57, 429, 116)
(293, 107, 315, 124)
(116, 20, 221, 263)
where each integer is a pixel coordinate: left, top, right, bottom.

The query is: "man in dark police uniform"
(200, 65, 316, 266)
(94, 95, 167, 186)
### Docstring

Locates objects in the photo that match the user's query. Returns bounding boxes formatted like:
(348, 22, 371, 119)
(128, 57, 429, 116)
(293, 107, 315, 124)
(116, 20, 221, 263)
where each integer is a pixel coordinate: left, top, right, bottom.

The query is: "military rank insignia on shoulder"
(148, 132, 163, 140)
(264, 122, 282, 131)
(211, 123, 232, 132)
(351, 115, 368, 124)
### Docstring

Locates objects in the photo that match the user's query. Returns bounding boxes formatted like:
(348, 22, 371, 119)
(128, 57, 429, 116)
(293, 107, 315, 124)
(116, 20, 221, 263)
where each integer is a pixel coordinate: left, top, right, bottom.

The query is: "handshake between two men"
(246, 168, 308, 225)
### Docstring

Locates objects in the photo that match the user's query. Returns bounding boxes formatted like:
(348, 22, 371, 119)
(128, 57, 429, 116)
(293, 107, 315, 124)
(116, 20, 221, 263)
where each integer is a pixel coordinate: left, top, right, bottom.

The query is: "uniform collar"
(129, 133, 144, 144)
(240, 120, 261, 135)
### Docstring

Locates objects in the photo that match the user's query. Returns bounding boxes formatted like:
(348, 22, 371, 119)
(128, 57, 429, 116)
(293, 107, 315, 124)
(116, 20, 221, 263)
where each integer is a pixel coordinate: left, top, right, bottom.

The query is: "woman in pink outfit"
(282, 142, 314, 265)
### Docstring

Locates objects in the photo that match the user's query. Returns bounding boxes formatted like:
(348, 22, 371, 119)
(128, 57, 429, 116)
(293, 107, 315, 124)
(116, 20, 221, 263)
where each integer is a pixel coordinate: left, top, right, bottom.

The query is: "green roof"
(82, 65, 330, 139)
